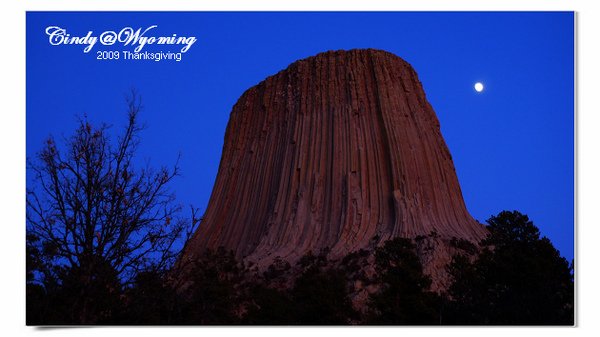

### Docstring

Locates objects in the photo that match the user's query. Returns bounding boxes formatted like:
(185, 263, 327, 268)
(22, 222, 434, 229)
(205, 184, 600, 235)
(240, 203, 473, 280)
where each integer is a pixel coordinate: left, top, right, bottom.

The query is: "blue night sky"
(26, 12, 574, 261)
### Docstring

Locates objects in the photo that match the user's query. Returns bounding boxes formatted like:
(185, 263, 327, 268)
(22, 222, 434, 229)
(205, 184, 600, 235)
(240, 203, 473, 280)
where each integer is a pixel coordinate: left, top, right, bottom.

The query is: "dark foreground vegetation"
(26, 211, 575, 325)
(26, 97, 574, 325)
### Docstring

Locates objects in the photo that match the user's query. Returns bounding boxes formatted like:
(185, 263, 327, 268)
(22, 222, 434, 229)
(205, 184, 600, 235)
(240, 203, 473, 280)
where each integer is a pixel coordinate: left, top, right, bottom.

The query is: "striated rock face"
(183, 49, 487, 289)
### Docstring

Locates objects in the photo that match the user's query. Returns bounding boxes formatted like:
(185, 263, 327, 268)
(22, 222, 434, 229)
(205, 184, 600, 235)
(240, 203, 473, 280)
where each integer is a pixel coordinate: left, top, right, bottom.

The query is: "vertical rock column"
(183, 49, 487, 270)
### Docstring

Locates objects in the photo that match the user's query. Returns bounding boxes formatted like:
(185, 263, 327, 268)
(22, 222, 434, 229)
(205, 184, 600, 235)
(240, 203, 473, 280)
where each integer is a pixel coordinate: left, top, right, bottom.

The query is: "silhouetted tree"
(178, 247, 246, 324)
(26, 233, 48, 324)
(242, 284, 295, 325)
(244, 250, 357, 325)
(447, 211, 574, 325)
(288, 251, 358, 324)
(119, 269, 184, 324)
(367, 238, 440, 324)
(26, 91, 193, 324)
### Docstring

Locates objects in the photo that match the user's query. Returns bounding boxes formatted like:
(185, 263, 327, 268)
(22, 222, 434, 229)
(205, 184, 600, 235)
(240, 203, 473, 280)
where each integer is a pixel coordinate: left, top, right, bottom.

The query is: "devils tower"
(182, 49, 487, 289)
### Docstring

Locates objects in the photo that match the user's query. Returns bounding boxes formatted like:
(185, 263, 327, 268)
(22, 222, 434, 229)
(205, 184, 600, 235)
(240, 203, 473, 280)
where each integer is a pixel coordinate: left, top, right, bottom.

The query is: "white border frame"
(3, 1, 597, 335)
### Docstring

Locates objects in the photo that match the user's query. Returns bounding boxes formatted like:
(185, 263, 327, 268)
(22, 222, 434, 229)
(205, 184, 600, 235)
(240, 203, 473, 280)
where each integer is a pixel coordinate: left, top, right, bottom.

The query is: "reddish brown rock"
(182, 49, 487, 290)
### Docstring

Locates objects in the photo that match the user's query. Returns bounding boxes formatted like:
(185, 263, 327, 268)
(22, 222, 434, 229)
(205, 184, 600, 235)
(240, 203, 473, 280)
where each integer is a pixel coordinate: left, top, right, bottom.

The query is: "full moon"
(474, 82, 484, 92)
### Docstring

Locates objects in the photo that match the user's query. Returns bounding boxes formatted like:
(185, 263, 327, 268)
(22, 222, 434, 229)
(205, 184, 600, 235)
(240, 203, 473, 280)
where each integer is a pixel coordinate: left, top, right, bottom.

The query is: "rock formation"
(182, 49, 487, 290)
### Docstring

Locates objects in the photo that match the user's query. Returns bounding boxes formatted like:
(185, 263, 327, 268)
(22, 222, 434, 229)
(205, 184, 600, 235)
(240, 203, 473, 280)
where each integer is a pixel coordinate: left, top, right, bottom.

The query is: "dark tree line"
(26, 96, 574, 325)
(27, 211, 574, 325)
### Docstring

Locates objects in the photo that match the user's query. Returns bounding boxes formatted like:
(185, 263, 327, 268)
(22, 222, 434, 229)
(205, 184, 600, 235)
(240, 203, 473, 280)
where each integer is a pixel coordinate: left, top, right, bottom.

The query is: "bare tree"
(26, 92, 194, 295)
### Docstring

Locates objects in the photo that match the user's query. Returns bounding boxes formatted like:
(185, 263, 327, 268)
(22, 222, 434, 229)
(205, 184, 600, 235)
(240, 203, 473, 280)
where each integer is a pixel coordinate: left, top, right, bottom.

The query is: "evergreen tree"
(447, 211, 574, 325)
(289, 251, 358, 324)
(367, 238, 440, 324)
